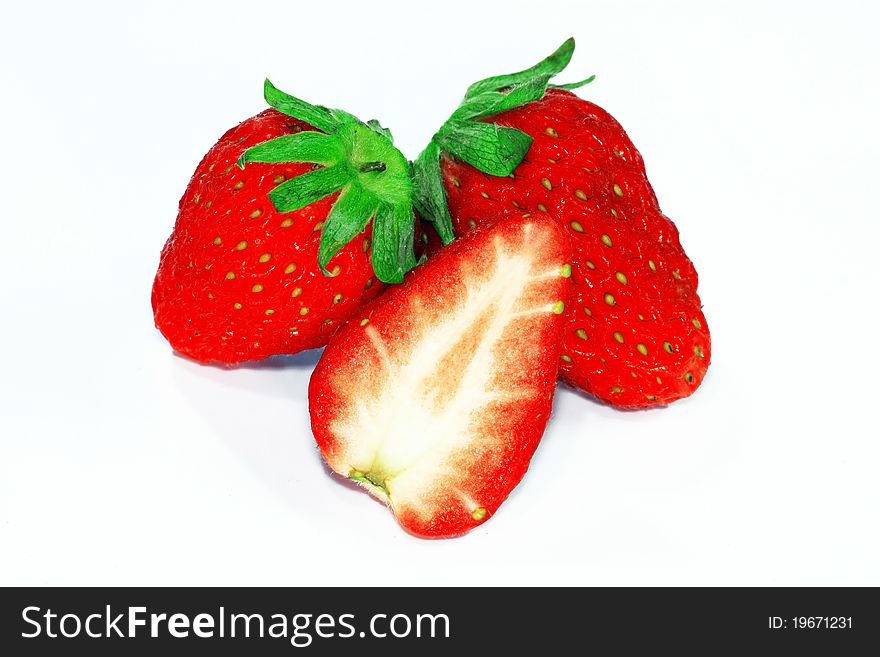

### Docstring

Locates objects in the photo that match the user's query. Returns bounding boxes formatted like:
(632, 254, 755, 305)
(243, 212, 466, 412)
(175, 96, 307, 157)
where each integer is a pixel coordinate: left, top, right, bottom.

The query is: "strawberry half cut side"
(309, 215, 571, 538)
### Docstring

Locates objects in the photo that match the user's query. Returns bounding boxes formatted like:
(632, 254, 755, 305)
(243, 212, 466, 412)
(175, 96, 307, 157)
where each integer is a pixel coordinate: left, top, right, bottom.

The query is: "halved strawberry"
(309, 215, 571, 538)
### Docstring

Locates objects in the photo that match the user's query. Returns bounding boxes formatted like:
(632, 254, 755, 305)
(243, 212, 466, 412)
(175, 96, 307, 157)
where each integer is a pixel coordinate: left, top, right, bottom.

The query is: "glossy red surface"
(441, 90, 711, 407)
(152, 110, 386, 363)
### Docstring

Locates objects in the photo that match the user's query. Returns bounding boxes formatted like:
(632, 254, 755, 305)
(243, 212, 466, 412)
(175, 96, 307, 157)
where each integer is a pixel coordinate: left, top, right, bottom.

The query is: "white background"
(1, 0, 878, 586)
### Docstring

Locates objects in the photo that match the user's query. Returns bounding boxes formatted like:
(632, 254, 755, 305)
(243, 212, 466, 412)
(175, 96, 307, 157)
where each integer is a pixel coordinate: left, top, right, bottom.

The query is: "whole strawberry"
(152, 81, 418, 364)
(414, 39, 710, 407)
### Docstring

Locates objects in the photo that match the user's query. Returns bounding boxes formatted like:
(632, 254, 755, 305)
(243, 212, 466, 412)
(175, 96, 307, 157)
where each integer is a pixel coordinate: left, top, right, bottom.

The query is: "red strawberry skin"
(309, 215, 571, 538)
(152, 109, 384, 364)
(440, 89, 710, 407)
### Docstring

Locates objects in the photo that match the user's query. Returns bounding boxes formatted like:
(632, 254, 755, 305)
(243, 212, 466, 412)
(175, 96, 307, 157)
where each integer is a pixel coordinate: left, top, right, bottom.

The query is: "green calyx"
(238, 80, 417, 284)
(412, 37, 595, 244)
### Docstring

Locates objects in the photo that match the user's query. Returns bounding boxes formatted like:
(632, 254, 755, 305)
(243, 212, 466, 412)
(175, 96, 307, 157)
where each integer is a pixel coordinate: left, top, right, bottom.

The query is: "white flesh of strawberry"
(328, 228, 562, 521)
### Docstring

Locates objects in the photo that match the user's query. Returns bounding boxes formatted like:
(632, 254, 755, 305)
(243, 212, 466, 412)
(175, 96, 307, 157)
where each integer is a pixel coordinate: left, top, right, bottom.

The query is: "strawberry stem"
(359, 161, 387, 173)
(238, 81, 417, 284)
(412, 37, 594, 244)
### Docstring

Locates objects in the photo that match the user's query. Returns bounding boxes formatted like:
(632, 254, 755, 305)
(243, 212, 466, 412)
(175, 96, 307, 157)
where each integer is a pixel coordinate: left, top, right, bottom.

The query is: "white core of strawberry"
(327, 227, 561, 520)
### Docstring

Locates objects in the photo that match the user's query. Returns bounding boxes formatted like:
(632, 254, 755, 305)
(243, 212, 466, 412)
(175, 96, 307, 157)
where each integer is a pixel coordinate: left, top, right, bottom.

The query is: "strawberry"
(413, 39, 710, 407)
(152, 81, 419, 364)
(309, 215, 571, 538)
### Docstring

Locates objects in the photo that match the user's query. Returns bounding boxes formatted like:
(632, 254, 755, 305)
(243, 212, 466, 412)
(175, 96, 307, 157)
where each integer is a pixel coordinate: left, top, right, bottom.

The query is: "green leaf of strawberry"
(238, 79, 416, 283)
(413, 37, 593, 242)
(236, 131, 344, 167)
(267, 165, 352, 213)
(463, 37, 577, 99)
(434, 120, 533, 177)
(262, 79, 342, 133)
